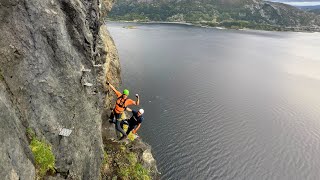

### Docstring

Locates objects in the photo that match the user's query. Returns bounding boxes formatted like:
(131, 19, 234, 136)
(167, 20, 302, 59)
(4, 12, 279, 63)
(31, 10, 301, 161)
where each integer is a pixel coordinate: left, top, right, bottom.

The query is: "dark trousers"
(120, 120, 136, 135)
(109, 110, 126, 138)
(109, 110, 121, 123)
(116, 120, 127, 137)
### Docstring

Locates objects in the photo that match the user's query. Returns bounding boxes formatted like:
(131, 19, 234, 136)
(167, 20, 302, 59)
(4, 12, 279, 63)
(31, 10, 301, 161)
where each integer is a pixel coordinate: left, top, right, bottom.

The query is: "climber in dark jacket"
(121, 107, 144, 136)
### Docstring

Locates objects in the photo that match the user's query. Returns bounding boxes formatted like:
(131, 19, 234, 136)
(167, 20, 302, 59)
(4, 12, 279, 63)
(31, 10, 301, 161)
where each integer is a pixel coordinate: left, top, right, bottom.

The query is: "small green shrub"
(127, 152, 137, 165)
(117, 152, 151, 180)
(30, 139, 56, 176)
(28, 128, 55, 177)
(132, 163, 151, 180)
(118, 167, 130, 179)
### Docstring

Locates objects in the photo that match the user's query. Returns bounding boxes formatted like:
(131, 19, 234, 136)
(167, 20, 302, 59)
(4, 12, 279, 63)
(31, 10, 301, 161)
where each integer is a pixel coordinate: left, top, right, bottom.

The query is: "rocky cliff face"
(0, 0, 122, 179)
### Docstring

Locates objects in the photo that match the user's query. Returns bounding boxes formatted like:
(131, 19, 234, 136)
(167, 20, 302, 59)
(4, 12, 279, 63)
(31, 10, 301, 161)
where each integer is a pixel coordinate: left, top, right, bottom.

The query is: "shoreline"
(106, 20, 319, 33)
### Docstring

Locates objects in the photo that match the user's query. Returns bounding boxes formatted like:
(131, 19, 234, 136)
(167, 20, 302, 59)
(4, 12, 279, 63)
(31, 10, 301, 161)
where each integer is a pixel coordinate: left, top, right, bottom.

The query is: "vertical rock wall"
(0, 0, 120, 179)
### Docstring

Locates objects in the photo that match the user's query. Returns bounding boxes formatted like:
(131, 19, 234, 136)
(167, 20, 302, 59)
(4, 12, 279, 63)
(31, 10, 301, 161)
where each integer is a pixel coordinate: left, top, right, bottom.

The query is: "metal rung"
(59, 128, 72, 137)
(84, 83, 93, 87)
(82, 69, 91, 72)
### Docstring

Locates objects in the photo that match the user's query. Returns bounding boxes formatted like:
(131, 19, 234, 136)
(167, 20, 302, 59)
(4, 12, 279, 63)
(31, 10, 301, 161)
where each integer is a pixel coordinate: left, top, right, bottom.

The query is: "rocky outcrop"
(101, 136, 159, 179)
(101, 112, 159, 179)
(0, 0, 121, 179)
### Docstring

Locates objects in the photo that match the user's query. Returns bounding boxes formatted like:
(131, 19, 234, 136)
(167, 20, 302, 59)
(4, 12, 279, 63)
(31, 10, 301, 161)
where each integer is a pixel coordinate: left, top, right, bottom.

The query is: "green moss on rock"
(118, 152, 150, 180)
(102, 139, 152, 180)
(27, 128, 55, 177)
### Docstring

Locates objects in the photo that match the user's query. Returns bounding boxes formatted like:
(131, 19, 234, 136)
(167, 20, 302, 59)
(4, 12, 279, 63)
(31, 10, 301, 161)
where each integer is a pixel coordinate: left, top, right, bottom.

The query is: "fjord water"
(107, 22, 320, 180)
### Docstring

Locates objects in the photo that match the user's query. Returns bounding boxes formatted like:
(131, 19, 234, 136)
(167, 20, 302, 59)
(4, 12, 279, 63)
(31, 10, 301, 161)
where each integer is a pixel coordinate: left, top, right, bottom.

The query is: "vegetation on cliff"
(101, 139, 155, 180)
(101, 112, 158, 179)
(27, 128, 55, 178)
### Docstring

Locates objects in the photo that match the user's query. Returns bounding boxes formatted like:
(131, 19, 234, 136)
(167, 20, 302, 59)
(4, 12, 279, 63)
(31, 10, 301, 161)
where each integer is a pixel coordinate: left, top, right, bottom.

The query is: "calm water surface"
(107, 22, 320, 180)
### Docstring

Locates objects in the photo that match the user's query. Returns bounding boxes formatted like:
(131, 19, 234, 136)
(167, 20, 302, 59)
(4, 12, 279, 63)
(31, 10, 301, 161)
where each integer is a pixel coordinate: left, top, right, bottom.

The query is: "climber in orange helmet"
(106, 81, 140, 140)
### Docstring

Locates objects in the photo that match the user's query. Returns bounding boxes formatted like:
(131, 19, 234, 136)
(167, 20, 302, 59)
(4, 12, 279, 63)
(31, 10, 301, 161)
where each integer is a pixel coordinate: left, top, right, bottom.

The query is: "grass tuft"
(117, 152, 151, 180)
(103, 151, 109, 164)
(133, 163, 151, 180)
(27, 128, 55, 177)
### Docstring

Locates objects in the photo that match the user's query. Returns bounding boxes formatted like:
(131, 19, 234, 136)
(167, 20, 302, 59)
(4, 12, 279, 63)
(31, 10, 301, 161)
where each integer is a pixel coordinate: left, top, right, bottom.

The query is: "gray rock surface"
(0, 79, 35, 179)
(0, 0, 120, 179)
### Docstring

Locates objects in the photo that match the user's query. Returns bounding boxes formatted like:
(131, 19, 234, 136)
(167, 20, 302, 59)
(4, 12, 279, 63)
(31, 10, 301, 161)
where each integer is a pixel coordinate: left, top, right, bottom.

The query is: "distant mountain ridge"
(310, 9, 320, 15)
(296, 5, 320, 15)
(109, 0, 320, 31)
(298, 5, 320, 10)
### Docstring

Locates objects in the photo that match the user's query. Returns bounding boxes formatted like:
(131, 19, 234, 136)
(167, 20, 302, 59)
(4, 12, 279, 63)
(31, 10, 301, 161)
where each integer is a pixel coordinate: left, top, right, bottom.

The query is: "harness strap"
(116, 95, 127, 109)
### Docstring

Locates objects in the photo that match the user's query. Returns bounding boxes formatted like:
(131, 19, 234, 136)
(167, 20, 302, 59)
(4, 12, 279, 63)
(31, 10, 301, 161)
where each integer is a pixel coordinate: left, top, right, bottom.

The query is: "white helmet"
(138, 109, 144, 115)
